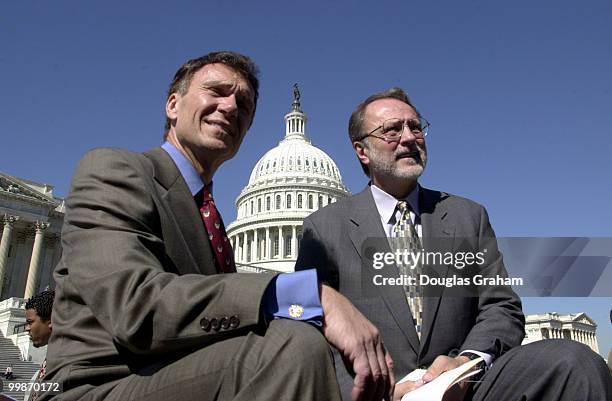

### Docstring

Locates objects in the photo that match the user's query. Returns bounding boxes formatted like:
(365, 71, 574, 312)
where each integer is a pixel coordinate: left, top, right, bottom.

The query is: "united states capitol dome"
(227, 85, 349, 273)
(246, 124, 345, 190)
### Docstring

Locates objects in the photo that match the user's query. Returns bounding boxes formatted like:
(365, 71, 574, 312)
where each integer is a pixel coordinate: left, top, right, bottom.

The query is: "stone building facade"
(523, 312, 599, 353)
(0, 172, 64, 299)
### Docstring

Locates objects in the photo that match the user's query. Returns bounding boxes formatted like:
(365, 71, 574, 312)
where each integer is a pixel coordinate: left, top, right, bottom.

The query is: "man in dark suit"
(43, 52, 394, 401)
(296, 87, 611, 400)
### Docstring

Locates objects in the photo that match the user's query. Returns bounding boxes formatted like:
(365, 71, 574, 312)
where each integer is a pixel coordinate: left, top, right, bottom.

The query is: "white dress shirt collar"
(370, 183, 420, 225)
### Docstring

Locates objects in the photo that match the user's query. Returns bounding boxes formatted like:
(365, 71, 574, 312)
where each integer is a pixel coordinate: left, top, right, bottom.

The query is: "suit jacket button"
(200, 318, 211, 331)
(211, 318, 221, 331)
(220, 316, 230, 330)
(229, 315, 240, 328)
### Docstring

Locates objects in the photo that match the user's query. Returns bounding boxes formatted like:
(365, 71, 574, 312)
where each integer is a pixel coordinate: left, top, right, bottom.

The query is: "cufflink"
(288, 304, 304, 318)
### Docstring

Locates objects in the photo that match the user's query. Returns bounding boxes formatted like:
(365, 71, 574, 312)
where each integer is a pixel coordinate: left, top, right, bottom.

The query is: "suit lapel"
(418, 187, 455, 355)
(144, 147, 217, 275)
(348, 188, 421, 355)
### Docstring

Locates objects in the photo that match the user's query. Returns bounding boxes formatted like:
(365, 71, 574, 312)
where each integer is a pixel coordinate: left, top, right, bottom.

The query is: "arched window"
(286, 194, 292, 209)
(276, 194, 281, 209)
(258, 198, 261, 212)
(250, 200, 253, 215)
(266, 197, 271, 211)
(318, 195, 323, 209)
(297, 194, 303, 208)
(308, 194, 313, 209)
(328, 196, 332, 205)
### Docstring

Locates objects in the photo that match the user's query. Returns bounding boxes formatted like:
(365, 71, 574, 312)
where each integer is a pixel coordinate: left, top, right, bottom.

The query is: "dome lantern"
(284, 83, 307, 140)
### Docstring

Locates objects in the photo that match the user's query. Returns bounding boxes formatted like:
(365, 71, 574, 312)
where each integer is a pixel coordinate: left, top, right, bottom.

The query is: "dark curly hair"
(25, 290, 55, 321)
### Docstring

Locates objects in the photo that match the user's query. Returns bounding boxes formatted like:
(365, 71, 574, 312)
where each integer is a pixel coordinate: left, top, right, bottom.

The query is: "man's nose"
(398, 125, 419, 144)
(218, 94, 238, 115)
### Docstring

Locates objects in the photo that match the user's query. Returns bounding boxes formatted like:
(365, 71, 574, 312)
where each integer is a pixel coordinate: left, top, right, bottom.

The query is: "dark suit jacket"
(45, 147, 277, 400)
(296, 186, 524, 397)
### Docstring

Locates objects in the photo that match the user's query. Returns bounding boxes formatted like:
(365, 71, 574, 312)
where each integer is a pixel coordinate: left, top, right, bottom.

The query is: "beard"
(367, 141, 427, 181)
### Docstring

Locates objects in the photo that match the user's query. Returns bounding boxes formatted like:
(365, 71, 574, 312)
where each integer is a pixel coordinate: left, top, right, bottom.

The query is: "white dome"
(227, 87, 349, 273)
(246, 133, 345, 190)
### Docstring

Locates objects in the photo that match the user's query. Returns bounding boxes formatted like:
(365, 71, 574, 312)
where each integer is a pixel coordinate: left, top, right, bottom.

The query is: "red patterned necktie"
(200, 185, 236, 273)
(28, 359, 46, 401)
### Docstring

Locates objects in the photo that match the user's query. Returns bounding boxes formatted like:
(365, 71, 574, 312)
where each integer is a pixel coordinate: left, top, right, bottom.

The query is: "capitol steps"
(0, 333, 40, 401)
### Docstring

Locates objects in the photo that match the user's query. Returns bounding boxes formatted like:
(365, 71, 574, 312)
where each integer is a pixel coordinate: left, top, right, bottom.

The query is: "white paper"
(400, 357, 483, 401)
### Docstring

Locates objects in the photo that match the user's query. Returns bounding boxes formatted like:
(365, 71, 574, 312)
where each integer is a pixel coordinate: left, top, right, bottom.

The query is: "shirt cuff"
(459, 350, 494, 367)
(262, 269, 323, 326)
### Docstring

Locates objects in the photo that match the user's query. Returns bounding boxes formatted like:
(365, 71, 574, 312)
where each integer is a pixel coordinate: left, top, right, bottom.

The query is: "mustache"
(394, 145, 424, 160)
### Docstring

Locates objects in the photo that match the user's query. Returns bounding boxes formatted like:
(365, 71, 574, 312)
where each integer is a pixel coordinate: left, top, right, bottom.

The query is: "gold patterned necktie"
(391, 201, 424, 340)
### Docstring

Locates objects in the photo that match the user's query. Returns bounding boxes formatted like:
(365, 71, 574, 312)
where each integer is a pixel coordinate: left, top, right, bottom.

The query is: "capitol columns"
(234, 235, 241, 263)
(265, 227, 271, 260)
(0, 215, 19, 292)
(240, 231, 249, 263)
(24, 221, 49, 299)
(278, 227, 284, 258)
(252, 229, 258, 261)
(291, 225, 297, 257)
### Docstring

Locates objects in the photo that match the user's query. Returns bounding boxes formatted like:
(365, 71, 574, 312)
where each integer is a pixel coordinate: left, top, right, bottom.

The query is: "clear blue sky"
(2, 1, 610, 356)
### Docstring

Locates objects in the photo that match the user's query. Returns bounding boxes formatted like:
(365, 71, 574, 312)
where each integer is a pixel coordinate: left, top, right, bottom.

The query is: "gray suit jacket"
(296, 186, 524, 397)
(45, 147, 277, 400)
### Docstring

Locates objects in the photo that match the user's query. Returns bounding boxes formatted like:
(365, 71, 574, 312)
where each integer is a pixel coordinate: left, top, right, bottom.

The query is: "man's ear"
(165, 93, 180, 122)
(353, 141, 370, 167)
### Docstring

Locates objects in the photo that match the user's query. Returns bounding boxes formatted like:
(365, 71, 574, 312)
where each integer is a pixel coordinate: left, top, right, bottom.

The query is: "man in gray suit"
(43, 52, 394, 401)
(296, 87, 611, 400)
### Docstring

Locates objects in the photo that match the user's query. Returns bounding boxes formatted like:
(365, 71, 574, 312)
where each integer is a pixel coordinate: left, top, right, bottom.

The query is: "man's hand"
(422, 355, 469, 383)
(320, 284, 395, 401)
(393, 379, 424, 401)
(421, 355, 471, 401)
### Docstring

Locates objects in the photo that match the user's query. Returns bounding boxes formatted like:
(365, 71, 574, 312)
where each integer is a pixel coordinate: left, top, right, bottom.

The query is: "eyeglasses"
(364, 117, 430, 142)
